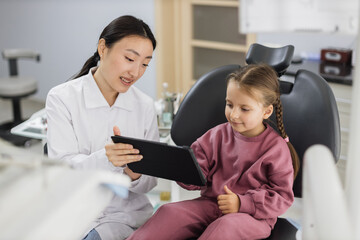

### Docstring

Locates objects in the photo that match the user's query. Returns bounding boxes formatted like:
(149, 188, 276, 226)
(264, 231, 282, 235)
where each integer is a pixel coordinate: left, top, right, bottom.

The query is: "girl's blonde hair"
(227, 64, 300, 179)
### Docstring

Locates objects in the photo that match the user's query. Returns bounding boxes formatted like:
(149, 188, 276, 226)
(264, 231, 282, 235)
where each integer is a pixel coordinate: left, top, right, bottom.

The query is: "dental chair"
(170, 43, 341, 239)
(0, 49, 40, 146)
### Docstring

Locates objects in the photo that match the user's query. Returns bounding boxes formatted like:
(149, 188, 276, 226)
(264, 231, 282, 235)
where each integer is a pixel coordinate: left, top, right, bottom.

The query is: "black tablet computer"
(111, 135, 206, 186)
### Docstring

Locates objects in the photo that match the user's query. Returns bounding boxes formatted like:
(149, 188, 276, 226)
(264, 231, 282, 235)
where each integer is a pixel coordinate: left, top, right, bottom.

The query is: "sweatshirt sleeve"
(238, 145, 294, 219)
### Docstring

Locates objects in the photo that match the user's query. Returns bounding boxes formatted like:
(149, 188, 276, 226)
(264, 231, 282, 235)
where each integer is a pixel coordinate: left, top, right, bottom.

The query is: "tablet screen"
(111, 135, 206, 186)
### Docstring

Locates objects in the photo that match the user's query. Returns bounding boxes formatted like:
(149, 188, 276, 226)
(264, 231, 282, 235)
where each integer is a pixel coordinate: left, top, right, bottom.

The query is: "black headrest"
(246, 43, 294, 77)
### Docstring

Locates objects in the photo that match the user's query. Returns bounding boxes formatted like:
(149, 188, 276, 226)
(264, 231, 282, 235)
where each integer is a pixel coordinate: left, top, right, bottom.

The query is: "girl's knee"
(152, 202, 183, 220)
(200, 213, 271, 240)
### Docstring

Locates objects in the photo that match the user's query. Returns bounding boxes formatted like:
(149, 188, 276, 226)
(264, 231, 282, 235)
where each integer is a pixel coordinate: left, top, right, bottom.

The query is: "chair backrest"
(171, 64, 239, 147)
(171, 44, 340, 197)
(269, 70, 340, 196)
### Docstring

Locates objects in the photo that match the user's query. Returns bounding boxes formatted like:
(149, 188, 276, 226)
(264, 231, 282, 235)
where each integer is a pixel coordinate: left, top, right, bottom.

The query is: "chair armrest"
(302, 144, 352, 239)
(2, 49, 40, 61)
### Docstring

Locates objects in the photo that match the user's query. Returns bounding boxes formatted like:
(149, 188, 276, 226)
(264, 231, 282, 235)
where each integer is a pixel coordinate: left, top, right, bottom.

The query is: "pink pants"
(127, 197, 271, 240)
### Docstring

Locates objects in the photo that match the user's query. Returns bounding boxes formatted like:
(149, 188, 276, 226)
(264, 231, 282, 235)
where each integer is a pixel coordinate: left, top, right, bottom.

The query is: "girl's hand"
(105, 126, 143, 167)
(217, 185, 240, 214)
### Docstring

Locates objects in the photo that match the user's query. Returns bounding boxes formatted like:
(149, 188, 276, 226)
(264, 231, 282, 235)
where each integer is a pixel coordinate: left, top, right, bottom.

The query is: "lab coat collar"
(83, 67, 133, 111)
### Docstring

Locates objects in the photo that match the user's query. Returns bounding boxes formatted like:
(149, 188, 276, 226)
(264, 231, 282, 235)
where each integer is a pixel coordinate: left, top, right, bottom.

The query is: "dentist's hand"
(105, 126, 142, 181)
(105, 126, 142, 180)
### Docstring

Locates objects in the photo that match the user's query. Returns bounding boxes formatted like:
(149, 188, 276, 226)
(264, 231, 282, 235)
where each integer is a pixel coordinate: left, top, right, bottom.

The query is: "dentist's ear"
(113, 126, 121, 136)
(97, 38, 106, 58)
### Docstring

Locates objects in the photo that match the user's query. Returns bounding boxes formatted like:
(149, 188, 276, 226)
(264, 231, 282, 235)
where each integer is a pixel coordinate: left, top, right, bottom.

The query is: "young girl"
(127, 64, 300, 240)
(46, 16, 159, 240)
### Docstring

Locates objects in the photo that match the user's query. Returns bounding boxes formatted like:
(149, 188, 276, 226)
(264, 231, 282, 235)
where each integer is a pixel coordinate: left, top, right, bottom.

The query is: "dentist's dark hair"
(73, 15, 156, 79)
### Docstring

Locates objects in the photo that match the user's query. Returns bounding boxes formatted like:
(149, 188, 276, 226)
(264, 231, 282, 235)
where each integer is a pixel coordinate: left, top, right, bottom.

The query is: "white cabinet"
(328, 83, 352, 161)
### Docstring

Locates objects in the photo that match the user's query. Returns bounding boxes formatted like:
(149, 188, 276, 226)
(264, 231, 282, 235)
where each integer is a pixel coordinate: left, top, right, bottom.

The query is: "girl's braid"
(275, 97, 287, 139)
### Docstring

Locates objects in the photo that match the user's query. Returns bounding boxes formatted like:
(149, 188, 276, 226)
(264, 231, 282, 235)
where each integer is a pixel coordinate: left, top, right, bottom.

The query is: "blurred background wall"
(0, 0, 157, 101)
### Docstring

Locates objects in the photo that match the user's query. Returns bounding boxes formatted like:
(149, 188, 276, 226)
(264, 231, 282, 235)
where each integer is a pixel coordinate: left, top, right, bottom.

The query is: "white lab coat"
(46, 68, 159, 239)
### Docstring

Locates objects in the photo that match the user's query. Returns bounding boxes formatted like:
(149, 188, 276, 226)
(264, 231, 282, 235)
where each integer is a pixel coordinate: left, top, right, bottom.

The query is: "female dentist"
(45, 15, 159, 240)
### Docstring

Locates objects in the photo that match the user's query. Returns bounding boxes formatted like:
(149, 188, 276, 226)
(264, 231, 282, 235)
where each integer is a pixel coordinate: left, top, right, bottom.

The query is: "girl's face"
(96, 35, 153, 94)
(225, 80, 273, 137)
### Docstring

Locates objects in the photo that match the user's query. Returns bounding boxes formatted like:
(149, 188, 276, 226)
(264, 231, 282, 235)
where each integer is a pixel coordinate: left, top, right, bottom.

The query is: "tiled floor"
(0, 97, 45, 124)
(0, 97, 45, 153)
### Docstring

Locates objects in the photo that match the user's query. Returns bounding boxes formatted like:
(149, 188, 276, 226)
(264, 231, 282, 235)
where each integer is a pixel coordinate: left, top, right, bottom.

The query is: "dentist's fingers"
(108, 155, 143, 167)
(113, 126, 121, 136)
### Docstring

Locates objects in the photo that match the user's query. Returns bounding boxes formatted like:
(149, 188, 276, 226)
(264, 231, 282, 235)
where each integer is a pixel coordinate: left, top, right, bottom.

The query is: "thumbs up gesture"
(217, 185, 240, 214)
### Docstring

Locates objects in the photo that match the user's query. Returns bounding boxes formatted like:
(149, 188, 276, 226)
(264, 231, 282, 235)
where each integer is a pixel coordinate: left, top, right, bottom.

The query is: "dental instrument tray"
(111, 135, 206, 186)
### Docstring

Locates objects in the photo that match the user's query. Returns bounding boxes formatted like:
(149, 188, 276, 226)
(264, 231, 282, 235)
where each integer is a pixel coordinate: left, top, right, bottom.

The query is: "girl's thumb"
(224, 185, 233, 194)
